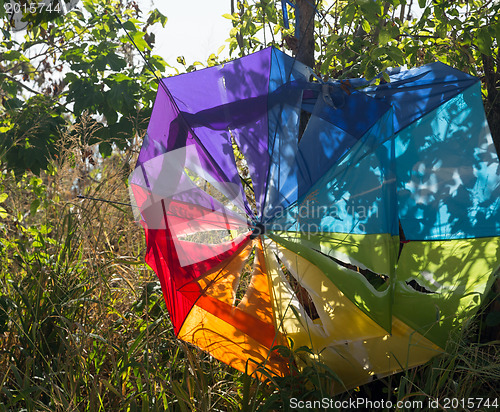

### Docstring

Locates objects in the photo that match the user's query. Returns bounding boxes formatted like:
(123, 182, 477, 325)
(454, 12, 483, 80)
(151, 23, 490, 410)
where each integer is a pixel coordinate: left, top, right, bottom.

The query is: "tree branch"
(1, 72, 41, 96)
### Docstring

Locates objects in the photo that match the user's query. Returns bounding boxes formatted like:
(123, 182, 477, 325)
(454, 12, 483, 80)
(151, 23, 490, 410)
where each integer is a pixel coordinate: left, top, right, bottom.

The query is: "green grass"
(0, 129, 498, 411)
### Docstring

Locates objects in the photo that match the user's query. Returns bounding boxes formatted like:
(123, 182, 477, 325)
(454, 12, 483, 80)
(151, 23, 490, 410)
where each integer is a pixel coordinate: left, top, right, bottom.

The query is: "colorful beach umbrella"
(129, 47, 500, 391)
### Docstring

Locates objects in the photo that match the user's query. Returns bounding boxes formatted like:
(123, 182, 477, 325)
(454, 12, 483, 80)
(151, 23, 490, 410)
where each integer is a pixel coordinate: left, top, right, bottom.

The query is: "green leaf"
(364, 63, 377, 81)
(378, 28, 392, 45)
(4, 97, 23, 111)
(1, 50, 26, 61)
(30, 199, 41, 216)
(320, 52, 335, 72)
(121, 20, 137, 32)
(386, 46, 405, 65)
(93, 124, 110, 143)
(108, 73, 133, 82)
(103, 52, 127, 71)
(121, 31, 149, 52)
(171, 381, 191, 412)
(359, 0, 381, 21)
(340, 4, 355, 26)
(23, 147, 41, 171)
(371, 47, 386, 60)
(99, 141, 112, 157)
(64, 30, 75, 41)
(0, 193, 8, 203)
(476, 27, 493, 56)
(147, 9, 168, 27)
(109, 117, 134, 144)
(389, 24, 400, 39)
(149, 55, 167, 72)
(361, 20, 371, 33)
(436, 23, 449, 39)
(222, 13, 239, 22)
(102, 104, 118, 125)
(105, 78, 139, 114)
(67, 78, 103, 115)
(418, 0, 427, 8)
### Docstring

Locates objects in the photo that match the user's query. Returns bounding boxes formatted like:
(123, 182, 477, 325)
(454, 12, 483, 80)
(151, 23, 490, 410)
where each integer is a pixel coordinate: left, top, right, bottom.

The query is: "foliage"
(225, 0, 500, 152)
(0, 123, 243, 411)
(0, 0, 168, 174)
(226, 0, 499, 77)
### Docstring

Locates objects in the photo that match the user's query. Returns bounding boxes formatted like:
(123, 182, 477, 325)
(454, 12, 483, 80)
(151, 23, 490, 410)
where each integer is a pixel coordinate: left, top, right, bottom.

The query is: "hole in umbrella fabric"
(183, 166, 243, 217)
(275, 253, 320, 321)
(312, 248, 389, 292)
(406, 279, 437, 294)
(229, 129, 258, 216)
(234, 245, 256, 306)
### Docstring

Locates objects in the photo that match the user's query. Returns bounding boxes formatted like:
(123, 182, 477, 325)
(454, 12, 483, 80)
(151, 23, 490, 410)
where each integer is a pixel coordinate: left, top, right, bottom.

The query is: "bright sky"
(139, 0, 233, 71)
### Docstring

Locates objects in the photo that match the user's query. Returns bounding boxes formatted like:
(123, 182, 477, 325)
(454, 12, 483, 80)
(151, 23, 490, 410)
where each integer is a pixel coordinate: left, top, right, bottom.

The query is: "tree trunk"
(295, 0, 316, 68)
(482, 54, 500, 159)
(294, 0, 316, 141)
